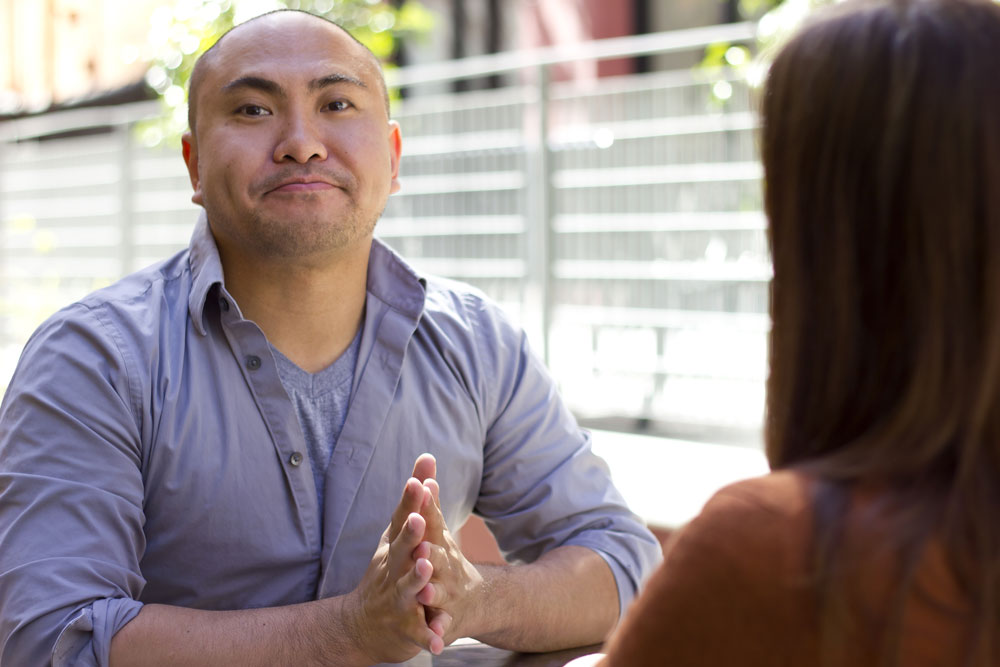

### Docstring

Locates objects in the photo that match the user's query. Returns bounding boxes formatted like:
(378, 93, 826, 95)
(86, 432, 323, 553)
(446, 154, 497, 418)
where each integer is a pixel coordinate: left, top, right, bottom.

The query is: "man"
(0, 10, 660, 666)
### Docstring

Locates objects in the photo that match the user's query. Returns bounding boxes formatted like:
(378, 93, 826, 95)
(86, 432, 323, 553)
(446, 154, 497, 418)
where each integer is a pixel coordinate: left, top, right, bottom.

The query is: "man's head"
(187, 10, 391, 136)
(181, 10, 401, 266)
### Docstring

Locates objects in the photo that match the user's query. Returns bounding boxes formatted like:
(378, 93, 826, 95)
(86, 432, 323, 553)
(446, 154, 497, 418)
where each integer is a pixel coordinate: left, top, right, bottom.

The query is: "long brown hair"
(762, 0, 1000, 662)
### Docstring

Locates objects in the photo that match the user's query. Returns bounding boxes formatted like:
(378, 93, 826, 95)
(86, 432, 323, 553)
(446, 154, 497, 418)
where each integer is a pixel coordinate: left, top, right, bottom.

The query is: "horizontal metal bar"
(587, 361, 764, 382)
(1, 195, 120, 219)
(2, 225, 120, 249)
(133, 223, 196, 246)
(554, 304, 770, 331)
(388, 22, 757, 87)
(399, 111, 756, 159)
(549, 111, 757, 146)
(133, 191, 200, 213)
(3, 260, 120, 278)
(401, 129, 523, 156)
(554, 162, 763, 188)
(548, 67, 744, 100)
(553, 259, 772, 281)
(0, 101, 161, 141)
(393, 85, 532, 115)
(553, 211, 767, 233)
(407, 257, 526, 278)
(1, 164, 120, 193)
(377, 216, 525, 237)
(133, 156, 192, 180)
(396, 171, 525, 195)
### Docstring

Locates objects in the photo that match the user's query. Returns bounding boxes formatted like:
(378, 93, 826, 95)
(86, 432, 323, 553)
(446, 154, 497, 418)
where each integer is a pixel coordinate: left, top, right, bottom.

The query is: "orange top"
(601, 470, 979, 666)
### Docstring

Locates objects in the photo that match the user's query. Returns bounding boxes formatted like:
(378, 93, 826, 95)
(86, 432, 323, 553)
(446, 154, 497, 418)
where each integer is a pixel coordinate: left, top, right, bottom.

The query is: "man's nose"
(273, 115, 328, 163)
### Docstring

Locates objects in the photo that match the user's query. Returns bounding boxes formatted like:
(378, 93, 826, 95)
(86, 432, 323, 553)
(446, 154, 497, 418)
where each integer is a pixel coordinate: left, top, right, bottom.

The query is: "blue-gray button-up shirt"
(0, 215, 661, 666)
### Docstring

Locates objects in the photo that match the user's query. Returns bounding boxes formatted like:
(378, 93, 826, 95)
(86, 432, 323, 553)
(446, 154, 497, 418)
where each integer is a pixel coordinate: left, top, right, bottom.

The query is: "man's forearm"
(466, 545, 619, 652)
(110, 489, 444, 667)
(109, 595, 367, 667)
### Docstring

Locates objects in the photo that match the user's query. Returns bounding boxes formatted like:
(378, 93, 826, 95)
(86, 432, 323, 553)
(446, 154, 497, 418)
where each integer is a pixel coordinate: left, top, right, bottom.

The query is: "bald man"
(0, 11, 660, 666)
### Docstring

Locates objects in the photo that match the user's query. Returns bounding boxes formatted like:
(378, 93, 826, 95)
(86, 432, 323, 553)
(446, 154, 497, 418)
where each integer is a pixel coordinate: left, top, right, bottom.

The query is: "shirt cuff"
(52, 598, 144, 667)
(566, 537, 660, 621)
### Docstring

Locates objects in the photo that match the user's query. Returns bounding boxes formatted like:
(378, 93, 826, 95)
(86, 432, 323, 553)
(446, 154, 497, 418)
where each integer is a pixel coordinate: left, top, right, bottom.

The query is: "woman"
(597, 0, 1000, 664)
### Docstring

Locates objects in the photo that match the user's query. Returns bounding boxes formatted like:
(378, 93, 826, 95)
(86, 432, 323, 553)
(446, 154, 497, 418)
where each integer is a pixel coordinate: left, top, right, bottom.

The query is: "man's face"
(182, 13, 401, 264)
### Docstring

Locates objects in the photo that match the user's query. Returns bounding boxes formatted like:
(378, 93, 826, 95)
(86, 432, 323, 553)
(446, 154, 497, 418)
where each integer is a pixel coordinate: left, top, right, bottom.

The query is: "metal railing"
(0, 22, 767, 442)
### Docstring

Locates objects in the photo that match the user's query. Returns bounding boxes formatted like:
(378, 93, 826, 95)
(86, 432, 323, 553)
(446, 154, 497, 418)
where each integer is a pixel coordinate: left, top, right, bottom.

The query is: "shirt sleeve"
(469, 300, 662, 617)
(0, 304, 147, 666)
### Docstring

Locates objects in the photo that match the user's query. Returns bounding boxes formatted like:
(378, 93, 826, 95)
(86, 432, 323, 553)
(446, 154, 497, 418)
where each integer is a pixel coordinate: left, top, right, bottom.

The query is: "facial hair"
(243, 201, 383, 259)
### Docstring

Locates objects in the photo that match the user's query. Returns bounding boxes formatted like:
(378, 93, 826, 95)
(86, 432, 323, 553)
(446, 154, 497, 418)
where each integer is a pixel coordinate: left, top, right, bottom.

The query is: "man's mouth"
(268, 180, 336, 193)
(255, 170, 351, 196)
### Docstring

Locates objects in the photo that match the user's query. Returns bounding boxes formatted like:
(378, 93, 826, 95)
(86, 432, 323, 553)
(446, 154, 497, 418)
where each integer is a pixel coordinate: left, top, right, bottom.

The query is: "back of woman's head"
(763, 0, 1000, 482)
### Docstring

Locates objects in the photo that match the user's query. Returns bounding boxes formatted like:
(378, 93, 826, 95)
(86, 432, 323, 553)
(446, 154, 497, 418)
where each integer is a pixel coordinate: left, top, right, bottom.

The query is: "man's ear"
(387, 120, 402, 195)
(181, 131, 204, 207)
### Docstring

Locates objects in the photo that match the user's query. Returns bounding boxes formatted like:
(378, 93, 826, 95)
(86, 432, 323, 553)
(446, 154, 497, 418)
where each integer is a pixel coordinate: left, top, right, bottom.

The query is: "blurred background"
(0, 0, 830, 534)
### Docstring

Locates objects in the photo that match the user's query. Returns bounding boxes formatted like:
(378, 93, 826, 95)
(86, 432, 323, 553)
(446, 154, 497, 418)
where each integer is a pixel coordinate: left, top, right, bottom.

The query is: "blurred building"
(408, 0, 737, 76)
(0, 0, 162, 113)
(0, 0, 739, 114)
(440, 0, 737, 55)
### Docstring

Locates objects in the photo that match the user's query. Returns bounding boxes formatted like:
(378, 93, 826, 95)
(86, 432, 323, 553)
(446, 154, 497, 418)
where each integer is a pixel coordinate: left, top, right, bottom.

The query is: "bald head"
(187, 9, 390, 135)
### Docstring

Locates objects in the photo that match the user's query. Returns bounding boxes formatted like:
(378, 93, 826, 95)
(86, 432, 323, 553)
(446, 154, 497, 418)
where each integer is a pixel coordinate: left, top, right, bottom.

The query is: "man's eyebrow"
(310, 73, 367, 91)
(221, 76, 285, 97)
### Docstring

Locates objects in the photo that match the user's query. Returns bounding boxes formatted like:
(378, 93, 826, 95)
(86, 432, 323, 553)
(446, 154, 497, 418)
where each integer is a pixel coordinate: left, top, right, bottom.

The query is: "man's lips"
(267, 180, 337, 194)
(252, 169, 354, 197)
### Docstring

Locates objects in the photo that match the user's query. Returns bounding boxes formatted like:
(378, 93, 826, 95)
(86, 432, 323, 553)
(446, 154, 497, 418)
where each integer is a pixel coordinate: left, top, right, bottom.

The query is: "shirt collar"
(188, 211, 225, 336)
(186, 212, 427, 334)
(366, 237, 427, 320)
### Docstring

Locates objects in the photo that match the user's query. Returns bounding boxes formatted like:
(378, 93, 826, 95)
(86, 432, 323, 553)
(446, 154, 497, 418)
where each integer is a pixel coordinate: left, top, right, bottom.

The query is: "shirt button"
(246, 355, 261, 371)
(289, 452, 304, 466)
(219, 298, 230, 312)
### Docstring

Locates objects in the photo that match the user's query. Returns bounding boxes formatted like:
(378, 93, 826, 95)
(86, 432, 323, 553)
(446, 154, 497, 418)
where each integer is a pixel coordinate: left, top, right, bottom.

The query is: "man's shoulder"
(420, 274, 514, 328)
(421, 272, 490, 312)
(78, 251, 190, 311)
(37, 250, 193, 346)
(69, 249, 188, 314)
(9, 250, 195, 408)
(415, 274, 528, 358)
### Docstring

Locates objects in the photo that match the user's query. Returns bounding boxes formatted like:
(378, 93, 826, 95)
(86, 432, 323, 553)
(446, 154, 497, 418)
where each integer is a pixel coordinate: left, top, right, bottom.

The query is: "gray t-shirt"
(270, 330, 361, 511)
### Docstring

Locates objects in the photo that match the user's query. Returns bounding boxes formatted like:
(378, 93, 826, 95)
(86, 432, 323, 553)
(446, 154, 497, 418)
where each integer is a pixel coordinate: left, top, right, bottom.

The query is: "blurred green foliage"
(738, 0, 786, 19)
(140, 0, 434, 146)
(703, 0, 838, 105)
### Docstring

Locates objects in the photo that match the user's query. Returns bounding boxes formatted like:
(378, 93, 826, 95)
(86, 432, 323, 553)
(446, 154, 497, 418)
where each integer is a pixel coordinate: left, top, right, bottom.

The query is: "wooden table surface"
(378, 640, 603, 666)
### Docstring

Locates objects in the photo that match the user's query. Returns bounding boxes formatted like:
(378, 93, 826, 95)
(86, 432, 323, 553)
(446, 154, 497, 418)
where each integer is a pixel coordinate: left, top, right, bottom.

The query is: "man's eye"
(326, 100, 351, 112)
(237, 104, 270, 117)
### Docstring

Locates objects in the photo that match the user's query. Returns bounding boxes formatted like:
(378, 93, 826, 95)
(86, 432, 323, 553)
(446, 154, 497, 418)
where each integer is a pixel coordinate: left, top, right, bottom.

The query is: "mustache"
(251, 168, 355, 196)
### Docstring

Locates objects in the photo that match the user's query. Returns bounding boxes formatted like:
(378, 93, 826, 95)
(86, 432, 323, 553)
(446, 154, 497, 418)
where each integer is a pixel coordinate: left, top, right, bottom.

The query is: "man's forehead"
(202, 13, 380, 85)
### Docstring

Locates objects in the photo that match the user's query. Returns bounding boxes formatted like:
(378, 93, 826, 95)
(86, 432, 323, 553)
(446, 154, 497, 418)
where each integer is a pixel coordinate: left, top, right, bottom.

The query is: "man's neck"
(220, 242, 371, 374)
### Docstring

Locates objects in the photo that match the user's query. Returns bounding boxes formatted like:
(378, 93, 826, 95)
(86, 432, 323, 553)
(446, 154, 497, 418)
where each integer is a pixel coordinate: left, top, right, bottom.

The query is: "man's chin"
(249, 217, 376, 260)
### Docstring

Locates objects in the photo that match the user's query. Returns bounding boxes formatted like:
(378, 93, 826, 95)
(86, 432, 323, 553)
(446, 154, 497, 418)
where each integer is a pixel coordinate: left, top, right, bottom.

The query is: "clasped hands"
(349, 453, 485, 664)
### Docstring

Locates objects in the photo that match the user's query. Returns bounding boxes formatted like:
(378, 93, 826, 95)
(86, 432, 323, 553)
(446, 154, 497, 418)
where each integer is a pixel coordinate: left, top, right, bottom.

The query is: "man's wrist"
(324, 590, 374, 666)
(458, 562, 504, 640)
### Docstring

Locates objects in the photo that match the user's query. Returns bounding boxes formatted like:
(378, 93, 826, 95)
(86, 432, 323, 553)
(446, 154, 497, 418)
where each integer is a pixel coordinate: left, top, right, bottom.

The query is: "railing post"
(118, 121, 134, 277)
(525, 63, 554, 364)
(0, 134, 7, 367)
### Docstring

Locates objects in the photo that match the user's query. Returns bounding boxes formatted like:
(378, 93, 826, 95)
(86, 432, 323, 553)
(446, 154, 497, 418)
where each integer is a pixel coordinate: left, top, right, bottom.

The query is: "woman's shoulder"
(643, 469, 822, 616)
(673, 469, 816, 552)
(602, 470, 821, 666)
